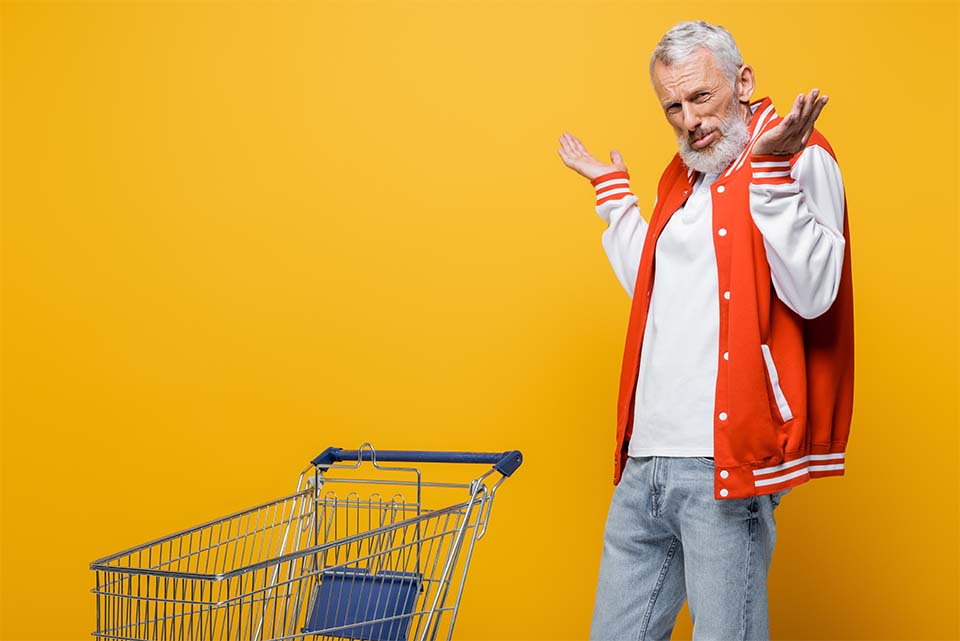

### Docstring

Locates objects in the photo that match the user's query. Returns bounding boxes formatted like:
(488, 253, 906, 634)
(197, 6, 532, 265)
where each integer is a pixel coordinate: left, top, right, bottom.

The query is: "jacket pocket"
(760, 344, 794, 423)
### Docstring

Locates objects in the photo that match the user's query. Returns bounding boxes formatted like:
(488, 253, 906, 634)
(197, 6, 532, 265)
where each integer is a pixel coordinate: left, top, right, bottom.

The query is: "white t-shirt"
(628, 172, 719, 457)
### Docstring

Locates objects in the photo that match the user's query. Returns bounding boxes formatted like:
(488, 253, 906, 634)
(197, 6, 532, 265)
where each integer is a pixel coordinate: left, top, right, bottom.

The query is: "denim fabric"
(590, 456, 790, 641)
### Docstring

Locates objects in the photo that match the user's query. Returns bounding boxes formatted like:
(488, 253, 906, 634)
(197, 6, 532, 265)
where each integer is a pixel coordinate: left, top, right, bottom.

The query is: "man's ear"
(735, 64, 755, 103)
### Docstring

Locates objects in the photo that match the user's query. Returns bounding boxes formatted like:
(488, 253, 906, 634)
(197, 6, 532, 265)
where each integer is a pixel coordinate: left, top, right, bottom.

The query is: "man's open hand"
(558, 132, 628, 181)
(752, 89, 828, 157)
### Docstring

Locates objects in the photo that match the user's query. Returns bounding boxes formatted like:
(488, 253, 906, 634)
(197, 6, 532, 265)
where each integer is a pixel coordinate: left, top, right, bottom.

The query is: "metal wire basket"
(90, 444, 523, 641)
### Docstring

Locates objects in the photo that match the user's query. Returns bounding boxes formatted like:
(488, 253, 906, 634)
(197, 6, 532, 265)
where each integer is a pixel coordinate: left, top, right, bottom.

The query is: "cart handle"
(310, 447, 523, 477)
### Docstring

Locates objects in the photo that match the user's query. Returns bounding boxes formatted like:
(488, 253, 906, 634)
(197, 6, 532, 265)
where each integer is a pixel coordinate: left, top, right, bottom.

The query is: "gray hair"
(649, 21, 744, 89)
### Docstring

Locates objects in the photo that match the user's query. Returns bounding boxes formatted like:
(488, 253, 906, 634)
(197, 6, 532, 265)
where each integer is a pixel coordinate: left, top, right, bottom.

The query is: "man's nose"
(682, 103, 701, 133)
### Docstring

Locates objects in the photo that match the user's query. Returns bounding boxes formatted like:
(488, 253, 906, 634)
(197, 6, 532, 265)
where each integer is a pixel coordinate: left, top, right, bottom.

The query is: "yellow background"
(2, 1, 957, 639)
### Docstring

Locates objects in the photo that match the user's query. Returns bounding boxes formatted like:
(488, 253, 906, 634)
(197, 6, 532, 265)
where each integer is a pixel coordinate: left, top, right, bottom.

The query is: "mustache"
(689, 127, 718, 144)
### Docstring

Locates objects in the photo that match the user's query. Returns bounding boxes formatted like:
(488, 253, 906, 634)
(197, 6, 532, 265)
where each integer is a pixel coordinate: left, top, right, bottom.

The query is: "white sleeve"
(592, 171, 648, 299)
(748, 145, 846, 319)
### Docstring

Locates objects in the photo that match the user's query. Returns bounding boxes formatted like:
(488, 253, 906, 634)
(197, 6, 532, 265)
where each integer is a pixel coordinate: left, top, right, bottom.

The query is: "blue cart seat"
(303, 567, 422, 641)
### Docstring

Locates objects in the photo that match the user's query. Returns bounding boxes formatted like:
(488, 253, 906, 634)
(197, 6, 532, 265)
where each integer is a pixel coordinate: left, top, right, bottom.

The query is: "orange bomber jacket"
(602, 96, 854, 500)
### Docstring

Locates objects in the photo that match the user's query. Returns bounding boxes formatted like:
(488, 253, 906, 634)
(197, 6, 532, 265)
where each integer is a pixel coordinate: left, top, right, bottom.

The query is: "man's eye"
(695, 93, 710, 102)
(666, 104, 681, 114)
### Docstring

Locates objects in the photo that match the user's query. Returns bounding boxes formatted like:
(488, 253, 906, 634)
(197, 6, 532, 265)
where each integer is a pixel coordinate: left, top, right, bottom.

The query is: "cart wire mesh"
(90, 445, 523, 641)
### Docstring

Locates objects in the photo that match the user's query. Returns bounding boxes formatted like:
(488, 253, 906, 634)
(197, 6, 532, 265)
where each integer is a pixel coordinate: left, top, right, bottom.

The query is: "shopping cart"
(90, 444, 523, 641)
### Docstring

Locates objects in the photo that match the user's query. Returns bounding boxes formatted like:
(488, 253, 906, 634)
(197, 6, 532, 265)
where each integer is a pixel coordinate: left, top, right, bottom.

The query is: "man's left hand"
(752, 89, 829, 157)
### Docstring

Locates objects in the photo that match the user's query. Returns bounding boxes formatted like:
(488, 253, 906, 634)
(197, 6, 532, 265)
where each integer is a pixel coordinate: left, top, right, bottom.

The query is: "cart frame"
(90, 444, 523, 641)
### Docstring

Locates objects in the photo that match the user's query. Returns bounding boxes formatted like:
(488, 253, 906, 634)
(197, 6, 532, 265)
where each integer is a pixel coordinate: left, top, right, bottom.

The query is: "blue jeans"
(590, 456, 790, 641)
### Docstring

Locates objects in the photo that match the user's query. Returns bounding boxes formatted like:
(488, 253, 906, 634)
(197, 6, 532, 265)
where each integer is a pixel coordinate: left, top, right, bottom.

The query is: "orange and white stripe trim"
(750, 154, 796, 186)
(591, 171, 634, 206)
(752, 453, 845, 488)
(726, 102, 777, 177)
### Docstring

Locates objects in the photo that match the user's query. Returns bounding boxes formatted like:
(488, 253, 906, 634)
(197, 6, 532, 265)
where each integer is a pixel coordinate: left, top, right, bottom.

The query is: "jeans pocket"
(693, 456, 715, 468)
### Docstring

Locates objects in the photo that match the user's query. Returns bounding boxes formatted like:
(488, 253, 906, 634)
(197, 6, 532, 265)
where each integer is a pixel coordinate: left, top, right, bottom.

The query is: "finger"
(798, 91, 821, 137)
(558, 133, 595, 169)
(797, 96, 828, 146)
(786, 90, 816, 140)
(610, 149, 625, 169)
(779, 111, 796, 133)
(790, 93, 804, 121)
(570, 135, 591, 157)
(808, 95, 828, 127)
(798, 93, 827, 144)
(799, 88, 819, 125)
(560, 132, 580, 156)
(781, 94, 804, 134)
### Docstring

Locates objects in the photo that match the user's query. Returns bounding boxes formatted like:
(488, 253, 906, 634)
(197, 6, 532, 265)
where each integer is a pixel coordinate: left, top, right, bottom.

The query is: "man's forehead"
(652, 49, 725, 100)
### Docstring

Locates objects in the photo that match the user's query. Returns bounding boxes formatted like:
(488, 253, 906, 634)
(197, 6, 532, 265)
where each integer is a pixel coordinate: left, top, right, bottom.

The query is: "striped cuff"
(750, 155, 795, 186)
(591, 170, 634, 206)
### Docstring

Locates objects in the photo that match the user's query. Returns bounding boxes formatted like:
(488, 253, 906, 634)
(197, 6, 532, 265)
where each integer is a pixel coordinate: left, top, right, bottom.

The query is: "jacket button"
(717, 185, 726, 194)
(719, 412, 728, 421)
(718, 227, 728, 237)
(723, 351, 729, 361)
(720, 470, 729, 479)
(720, 488, 729, 497)
(723, 290, 731, 300)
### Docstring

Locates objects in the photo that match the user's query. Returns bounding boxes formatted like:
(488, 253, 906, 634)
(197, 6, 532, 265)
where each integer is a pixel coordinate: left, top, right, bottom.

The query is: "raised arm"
(750, 90, 846, 319)
(558, 133, 648, 298)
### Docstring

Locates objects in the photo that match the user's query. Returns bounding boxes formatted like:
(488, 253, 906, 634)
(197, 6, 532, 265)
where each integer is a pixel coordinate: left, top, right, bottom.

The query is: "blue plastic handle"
(310, 448, 523, 477)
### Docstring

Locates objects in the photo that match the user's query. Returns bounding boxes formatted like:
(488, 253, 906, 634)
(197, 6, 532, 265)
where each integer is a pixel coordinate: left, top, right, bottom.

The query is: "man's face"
(652, 48, 749, 173)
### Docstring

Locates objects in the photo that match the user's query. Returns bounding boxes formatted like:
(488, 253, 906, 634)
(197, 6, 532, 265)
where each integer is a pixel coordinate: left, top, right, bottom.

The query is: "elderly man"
(557, 21, 854, 641)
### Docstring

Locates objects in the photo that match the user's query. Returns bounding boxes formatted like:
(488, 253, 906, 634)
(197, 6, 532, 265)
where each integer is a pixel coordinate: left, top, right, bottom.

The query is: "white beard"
(677, 104, 751, 175)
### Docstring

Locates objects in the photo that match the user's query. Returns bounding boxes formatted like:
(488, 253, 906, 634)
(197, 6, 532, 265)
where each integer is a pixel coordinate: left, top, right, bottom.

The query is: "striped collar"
(684, 96, 779, 181)
(724, 96, 778, 178)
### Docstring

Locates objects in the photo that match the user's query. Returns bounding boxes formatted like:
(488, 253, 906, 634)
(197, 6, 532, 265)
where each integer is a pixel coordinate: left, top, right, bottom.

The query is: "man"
(557, 21, 854, 641)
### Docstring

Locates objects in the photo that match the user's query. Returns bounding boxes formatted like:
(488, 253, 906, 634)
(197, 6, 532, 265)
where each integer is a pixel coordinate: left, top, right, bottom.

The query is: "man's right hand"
(557, 132, 628, 181)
